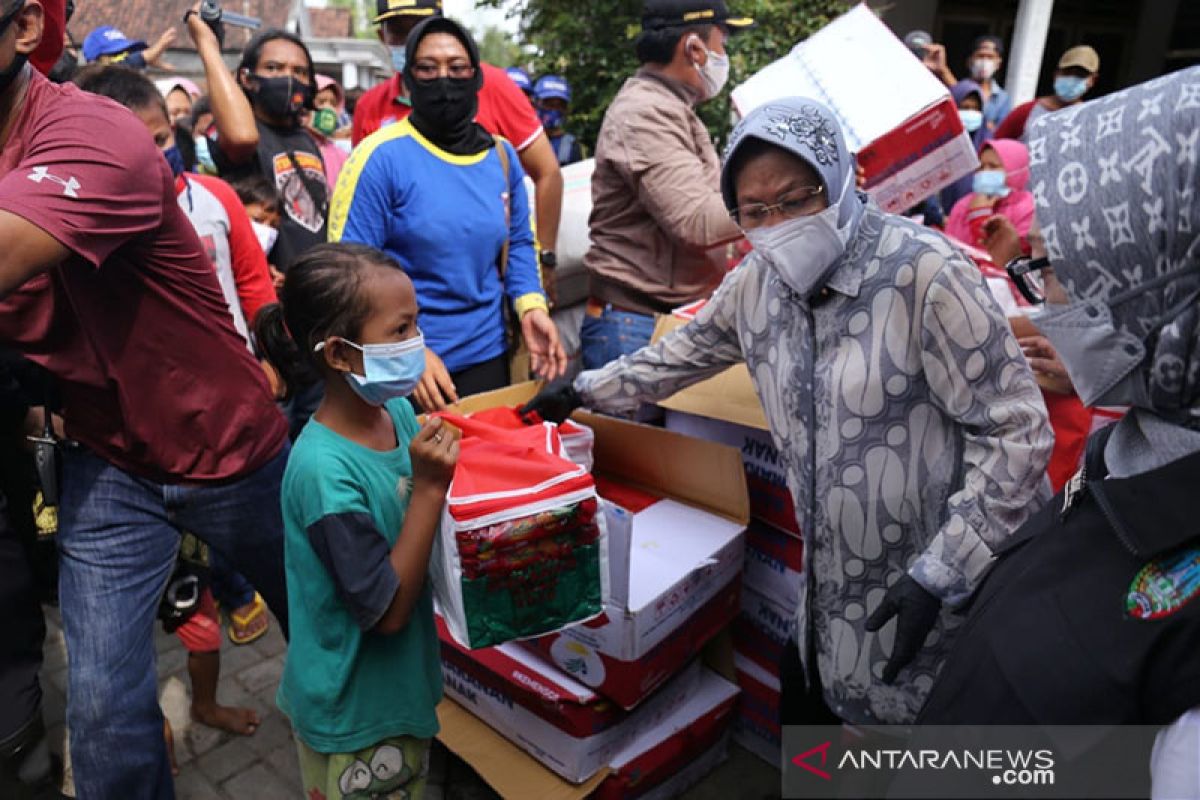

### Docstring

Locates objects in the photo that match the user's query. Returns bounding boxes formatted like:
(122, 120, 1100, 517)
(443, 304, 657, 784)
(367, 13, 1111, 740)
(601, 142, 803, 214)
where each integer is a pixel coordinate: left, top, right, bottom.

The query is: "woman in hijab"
(940, 79, 987, 213)
(328, 17, 565, 409)
(944, 137, 1035, 247)
(918, 65, 1200, 795)
(522, 96, 1051, 725)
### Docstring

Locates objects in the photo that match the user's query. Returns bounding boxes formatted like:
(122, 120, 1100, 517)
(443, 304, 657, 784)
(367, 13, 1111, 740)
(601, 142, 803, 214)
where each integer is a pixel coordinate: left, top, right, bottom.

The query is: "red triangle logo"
(792, 741, 832, 781)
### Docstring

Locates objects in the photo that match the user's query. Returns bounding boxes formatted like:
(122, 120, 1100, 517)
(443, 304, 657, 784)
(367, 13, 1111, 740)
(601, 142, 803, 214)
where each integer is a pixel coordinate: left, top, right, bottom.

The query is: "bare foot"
(191, 703, 260, 736)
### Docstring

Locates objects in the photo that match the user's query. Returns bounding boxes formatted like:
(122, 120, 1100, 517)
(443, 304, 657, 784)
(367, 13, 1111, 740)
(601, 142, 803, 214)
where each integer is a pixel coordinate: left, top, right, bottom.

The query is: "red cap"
(31, 0, 67, 76)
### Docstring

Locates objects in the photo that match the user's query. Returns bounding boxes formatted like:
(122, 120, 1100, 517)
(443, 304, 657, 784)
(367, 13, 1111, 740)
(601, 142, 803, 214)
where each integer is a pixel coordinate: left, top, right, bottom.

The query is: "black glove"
(863, 575, 941, 685)
(519, 379, 582, 424)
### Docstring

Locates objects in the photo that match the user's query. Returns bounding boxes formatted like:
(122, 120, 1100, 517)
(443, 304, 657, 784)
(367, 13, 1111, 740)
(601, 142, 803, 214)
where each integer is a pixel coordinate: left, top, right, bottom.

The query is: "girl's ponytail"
(254, 302, 308, 400)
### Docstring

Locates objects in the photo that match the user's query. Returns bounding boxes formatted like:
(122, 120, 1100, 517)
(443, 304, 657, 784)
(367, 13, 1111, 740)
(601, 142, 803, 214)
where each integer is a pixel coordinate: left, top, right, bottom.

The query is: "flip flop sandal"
(226, 593, 269, 645)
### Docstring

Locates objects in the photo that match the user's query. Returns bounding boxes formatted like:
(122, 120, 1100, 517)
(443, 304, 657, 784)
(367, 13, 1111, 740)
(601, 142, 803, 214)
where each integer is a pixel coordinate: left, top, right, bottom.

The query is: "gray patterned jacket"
(576, 203, 1052, 723)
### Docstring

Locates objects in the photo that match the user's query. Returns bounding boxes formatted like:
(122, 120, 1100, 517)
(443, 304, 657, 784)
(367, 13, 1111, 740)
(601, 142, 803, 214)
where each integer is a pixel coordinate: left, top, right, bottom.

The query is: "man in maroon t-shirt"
(0, 4, 289, 797)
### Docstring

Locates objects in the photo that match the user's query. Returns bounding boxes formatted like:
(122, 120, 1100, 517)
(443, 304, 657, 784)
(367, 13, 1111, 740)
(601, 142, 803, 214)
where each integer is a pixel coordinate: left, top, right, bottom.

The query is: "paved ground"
(39, 606, 780, 799)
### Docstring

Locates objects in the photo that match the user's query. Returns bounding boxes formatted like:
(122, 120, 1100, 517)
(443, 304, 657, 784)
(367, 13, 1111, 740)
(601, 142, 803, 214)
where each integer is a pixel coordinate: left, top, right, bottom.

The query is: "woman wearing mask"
(918, 67, 1200, 799)
(307, 74, 350, 186)
(944, 138, 1034, 249)
(524, 96, 1051, 726)
(329, 17, 566, 410)
(939, 80, 986, 213)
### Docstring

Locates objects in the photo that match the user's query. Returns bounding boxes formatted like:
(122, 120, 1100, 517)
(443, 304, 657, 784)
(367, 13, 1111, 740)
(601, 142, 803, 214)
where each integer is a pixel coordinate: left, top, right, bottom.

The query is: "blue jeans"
(580, 307, 656, 371)
(57, 445, 290, 800)
(208, 548, 255, 611)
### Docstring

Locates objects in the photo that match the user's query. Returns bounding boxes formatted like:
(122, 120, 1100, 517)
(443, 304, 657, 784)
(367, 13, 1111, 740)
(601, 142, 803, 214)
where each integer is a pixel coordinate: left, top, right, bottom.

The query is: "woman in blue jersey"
(329, 17, 565, 410)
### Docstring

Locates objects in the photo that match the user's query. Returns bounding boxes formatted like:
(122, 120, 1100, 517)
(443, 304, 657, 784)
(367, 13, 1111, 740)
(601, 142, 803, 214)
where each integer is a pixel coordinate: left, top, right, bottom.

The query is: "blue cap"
(82, 26, 147, 63)
(505, 66, 532, 93)
(534, 75, 571, 103)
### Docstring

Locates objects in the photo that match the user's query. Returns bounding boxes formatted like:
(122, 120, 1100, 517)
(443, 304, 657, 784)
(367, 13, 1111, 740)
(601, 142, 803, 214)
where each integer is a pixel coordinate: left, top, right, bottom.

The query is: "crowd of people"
(0, 0, 1197, 798)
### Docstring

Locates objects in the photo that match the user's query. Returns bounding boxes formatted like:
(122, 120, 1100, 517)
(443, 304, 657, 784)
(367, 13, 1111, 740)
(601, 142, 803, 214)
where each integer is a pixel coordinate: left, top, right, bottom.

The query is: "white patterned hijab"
(1029, 66, 1200, 427)
(721, 96, 866, 232)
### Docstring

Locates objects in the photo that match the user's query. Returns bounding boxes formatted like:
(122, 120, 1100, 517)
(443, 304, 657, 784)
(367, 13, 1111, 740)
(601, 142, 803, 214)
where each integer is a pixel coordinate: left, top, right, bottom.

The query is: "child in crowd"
(233, 176, 286, 289)
(944, 138, 1034, 249)
(255, 243, 458, 800)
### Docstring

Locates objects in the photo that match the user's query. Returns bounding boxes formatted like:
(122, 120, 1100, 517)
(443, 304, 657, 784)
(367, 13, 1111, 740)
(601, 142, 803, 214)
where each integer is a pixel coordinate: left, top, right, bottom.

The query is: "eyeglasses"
(730, 184, 825, 229)
(1005, 255, 1051, 304)
(411, 62, 476, 81)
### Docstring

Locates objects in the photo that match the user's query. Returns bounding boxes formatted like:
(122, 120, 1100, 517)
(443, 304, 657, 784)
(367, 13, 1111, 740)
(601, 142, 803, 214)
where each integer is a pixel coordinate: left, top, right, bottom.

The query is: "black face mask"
(248, 74, 312, 123)
(408, 76, 477, 136)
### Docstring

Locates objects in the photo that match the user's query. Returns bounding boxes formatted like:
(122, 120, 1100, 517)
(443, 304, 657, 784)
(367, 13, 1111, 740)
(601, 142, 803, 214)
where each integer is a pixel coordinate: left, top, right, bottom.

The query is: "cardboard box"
(437, 383, 750, 792)
(730, 3, 978, 213)
(524, 572, 741, 710)
(734, 584, 794, 678)
(664, 408, 798, 537)
(594, 676, 739, 800)
(732, 653, 783, 768)
(622, 734, 730, 800)
(744, 520, 803, 612)
(439, 616, 706, 784)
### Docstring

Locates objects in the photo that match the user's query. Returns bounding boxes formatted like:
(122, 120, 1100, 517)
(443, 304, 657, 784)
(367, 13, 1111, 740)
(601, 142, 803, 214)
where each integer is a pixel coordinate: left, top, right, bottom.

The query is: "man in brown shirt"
(581, 0, 750, 369)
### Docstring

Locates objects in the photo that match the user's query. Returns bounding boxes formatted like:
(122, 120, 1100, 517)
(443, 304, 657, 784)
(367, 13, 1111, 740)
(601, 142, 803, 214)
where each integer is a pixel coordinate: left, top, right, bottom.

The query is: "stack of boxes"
(433, 385, 751, 799)
(654, 312, 804, 769)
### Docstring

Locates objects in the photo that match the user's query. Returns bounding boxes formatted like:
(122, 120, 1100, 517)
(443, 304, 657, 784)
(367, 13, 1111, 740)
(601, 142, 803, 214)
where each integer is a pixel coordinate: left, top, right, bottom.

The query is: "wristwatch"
(539, 250, 558, 269)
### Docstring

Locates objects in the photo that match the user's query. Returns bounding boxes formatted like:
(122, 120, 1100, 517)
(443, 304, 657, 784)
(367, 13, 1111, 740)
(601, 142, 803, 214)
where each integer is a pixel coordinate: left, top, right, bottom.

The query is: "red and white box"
(593, 675, 739, 799)
(440, 613, 728, 785)
(525, 480, 744, 709)
(744, 520, 803, 611)
(663, 409, 799, 538)
(731, 3, 978, 213)
(732, 653, 783, 767)
(735, 584, 794, 678)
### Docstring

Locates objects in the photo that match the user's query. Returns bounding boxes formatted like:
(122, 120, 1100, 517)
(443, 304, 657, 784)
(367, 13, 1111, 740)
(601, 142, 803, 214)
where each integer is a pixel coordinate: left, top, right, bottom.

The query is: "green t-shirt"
(277, 398, 442, 753)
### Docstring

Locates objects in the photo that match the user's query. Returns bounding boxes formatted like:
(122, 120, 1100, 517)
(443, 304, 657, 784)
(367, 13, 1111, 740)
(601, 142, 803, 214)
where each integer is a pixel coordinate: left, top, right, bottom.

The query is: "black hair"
(972, 35, 1004, 56)
(73, 64, 168, 119)
(635, 23, 713, 66)
(254, 243, 401, 397)
(237, 28, 316, 103)
(174, 122, 197, 171)
(231, 175, 280, 212)
(344, 86, 365, 116)
(190, 95, 212, 131)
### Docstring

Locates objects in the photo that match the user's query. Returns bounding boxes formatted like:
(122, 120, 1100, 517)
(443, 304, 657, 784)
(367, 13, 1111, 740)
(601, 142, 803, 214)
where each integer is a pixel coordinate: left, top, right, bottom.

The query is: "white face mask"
(744, 197, 851, 299)
(970, 58, 998, 81)
(251, 220, 278, 256)
(689, 36, 729, 102)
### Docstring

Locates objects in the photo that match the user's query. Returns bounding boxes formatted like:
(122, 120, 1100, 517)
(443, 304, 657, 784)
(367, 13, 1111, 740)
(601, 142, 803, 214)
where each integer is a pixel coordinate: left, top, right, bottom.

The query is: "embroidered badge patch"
(1125, 546, 1200, 620)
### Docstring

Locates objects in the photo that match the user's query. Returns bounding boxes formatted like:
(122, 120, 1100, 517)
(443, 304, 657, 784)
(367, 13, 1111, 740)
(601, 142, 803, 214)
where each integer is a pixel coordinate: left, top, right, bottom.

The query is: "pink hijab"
(945, 138, 1036, 244)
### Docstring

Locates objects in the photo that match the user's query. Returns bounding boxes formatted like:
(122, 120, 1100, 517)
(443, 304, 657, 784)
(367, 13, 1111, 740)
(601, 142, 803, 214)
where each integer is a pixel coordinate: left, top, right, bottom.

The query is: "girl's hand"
(409, 418, 458, 496)
(1019, 335, 1075, 395)
(413, 348, 458, 412)
(520, 308, 567, 382)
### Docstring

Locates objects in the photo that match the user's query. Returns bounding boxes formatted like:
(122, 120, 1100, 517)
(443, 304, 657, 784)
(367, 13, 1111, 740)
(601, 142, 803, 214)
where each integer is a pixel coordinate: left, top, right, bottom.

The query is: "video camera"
(197, 0, 262, 47)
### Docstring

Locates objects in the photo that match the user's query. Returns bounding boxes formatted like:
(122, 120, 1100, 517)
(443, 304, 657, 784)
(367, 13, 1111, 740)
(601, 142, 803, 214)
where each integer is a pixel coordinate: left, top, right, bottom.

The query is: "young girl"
(256, 243, 458, 800)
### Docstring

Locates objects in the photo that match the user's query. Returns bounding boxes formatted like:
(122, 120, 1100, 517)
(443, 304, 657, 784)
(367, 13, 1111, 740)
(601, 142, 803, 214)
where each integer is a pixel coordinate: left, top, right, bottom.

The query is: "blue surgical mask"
(1054, 75, 1089, 102)
(959, 108, 983, 133)
(972, 169, 1010, 198)
(330, 333, 426, 406)
(163, 145, 185, 178)
(538, 108, 564, 131)
(194, 136, 216, 174)
(390, 46, 407, 74)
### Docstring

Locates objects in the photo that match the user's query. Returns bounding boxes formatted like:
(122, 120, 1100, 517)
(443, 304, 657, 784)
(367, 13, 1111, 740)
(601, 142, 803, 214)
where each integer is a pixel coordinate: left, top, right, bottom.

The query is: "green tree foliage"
(477, 25, 525, 69)
(479, 0, 853, 149)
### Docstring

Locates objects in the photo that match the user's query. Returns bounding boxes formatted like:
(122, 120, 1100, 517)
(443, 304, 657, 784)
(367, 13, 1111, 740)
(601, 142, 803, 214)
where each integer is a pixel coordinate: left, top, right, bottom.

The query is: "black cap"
(641, 0, 754, 32)
(374, 0, 443, 25)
